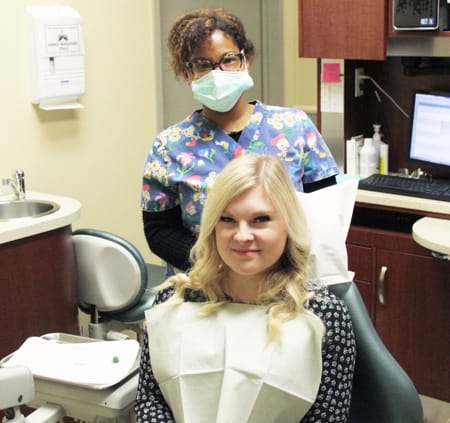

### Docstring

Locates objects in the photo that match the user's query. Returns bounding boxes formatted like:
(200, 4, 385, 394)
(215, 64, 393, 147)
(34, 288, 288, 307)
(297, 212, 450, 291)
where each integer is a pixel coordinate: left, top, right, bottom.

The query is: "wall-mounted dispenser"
(26, 5, 85, 110)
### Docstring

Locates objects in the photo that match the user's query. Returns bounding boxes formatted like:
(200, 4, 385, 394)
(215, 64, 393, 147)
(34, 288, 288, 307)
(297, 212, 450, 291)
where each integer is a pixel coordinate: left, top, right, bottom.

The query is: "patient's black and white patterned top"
(135, 287, 356, 422)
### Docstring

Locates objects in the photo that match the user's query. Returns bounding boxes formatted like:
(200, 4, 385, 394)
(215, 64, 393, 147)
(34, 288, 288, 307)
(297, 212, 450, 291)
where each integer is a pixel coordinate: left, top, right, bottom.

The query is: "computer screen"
(408, 90, 450, 171)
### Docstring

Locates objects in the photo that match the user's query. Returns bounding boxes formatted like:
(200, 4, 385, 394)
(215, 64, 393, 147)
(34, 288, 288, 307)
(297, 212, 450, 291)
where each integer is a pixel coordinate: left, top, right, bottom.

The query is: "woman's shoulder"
(306, 287, 355, 349)
(305, 287, 352, 322)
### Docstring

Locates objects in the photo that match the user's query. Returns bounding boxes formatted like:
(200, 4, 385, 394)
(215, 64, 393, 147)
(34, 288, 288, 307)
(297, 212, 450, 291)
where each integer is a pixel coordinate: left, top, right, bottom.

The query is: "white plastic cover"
(74, 235, 143, 312)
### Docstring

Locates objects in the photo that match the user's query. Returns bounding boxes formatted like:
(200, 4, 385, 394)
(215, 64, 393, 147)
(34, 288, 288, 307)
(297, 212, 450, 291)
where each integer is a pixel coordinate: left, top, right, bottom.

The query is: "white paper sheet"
(297, 179, 358, 285)
(147, 303, 324, 423)
(2, 337, 139, 388)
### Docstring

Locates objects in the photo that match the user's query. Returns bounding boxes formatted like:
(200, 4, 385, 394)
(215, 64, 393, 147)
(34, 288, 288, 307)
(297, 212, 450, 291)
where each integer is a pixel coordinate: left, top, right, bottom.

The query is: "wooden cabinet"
(347, 207, 450, 402)
(298, 0, 450, 60)
(0, 226, 79, 360)
(298, 0, 387, 60)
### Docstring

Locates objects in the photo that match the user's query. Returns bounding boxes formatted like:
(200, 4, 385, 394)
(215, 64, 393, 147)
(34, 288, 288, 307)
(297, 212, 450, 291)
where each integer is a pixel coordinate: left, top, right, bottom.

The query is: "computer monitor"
(408, 89, 450, 177)
(393, 0, 439, 31)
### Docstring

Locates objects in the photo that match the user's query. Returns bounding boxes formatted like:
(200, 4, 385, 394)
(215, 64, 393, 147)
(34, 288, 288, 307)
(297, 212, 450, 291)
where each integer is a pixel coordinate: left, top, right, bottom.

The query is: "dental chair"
(2, 219, 423, 422)
(1, 229, 166, 423)
(329, 281, 424, 423)
(73, 228, 166, 342)
(2, 281, 425, 423)
(295, 180, 424, 422)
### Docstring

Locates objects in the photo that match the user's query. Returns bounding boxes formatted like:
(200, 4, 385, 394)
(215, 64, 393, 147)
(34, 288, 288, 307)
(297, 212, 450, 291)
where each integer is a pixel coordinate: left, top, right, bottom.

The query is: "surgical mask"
(191, 70, 254, 112)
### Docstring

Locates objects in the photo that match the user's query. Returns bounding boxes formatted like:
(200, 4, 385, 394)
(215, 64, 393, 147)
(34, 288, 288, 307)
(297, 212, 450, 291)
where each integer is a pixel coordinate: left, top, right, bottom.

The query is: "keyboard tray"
(358, 174, 450, 202)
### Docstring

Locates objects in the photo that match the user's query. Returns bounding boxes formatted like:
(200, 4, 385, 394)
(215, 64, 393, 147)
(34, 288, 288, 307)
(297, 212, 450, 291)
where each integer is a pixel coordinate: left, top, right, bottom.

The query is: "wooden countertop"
(0, 192, 81, 244)
(356, 189, 450, 217)
(412, 217, 450, 257)
(356, 189, 450, 256)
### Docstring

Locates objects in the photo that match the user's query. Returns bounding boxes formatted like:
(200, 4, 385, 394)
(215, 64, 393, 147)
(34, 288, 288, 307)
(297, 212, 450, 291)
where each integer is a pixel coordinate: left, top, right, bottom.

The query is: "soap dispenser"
(359, 138, 378, 178)
(372, 124, 382, 143)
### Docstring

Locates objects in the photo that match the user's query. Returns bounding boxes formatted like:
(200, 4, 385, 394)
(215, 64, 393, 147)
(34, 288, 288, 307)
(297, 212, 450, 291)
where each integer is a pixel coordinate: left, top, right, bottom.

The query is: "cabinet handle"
(378, 266, 387, 305)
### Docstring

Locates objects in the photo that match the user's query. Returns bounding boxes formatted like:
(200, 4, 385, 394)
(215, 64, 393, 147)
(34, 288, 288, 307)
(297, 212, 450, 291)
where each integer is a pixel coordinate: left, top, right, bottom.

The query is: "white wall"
(0, 0, 316, 264)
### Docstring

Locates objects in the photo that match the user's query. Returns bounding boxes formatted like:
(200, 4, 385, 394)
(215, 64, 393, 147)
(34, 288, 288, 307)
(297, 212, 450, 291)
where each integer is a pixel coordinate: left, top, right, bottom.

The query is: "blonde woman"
(136, 154, 355, 423)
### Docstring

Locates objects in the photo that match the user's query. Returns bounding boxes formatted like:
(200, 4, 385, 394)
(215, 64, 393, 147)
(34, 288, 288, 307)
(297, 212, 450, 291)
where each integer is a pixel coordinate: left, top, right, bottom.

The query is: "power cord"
(372, 88, 392, 154)
(360, 75, 410, 119)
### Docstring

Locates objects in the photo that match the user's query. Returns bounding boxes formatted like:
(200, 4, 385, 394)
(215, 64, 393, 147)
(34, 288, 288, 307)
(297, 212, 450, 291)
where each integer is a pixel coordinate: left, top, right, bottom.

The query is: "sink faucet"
(2, 169, 26, 200)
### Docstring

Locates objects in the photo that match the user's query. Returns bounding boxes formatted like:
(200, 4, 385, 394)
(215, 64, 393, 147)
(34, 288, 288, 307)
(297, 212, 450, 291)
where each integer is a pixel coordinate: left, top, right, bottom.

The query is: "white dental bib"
(146, 302, 324, 423)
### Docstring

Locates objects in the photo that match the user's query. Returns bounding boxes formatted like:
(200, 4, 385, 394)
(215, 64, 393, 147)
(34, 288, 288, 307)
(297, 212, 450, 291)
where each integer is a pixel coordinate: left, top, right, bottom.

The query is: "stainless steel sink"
(0, 200, 60, 221)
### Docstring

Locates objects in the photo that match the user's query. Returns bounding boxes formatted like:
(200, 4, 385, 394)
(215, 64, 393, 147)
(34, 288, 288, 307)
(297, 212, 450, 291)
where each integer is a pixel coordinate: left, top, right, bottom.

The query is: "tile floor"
(421, 395, 450, 423)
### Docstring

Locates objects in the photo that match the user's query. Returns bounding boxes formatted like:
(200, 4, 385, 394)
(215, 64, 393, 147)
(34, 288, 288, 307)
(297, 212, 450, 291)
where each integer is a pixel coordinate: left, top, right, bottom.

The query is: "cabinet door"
(0, 227, 78, 360)
(347, 243, 375, 319)
(375, 250, 450, 402)
(298, 0, 387, 59)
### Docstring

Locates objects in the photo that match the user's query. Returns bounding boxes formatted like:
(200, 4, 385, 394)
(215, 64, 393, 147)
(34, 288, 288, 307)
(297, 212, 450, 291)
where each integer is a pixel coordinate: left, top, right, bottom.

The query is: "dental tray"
(0, 332, 140, 390)
(1, 333, 140, 420)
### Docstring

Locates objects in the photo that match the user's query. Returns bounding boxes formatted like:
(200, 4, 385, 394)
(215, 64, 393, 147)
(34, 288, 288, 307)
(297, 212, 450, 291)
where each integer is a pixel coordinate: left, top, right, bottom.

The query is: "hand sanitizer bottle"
(359, 138, 378, 178)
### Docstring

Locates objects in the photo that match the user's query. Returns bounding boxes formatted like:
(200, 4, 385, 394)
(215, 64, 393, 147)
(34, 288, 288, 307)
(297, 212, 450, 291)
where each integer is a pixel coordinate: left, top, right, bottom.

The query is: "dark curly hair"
(167, 8, 255, 80)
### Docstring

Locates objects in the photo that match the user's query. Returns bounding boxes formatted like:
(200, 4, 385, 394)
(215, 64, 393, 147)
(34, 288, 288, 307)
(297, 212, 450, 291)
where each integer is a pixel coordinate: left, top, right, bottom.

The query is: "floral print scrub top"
(141, 101, 339, 235)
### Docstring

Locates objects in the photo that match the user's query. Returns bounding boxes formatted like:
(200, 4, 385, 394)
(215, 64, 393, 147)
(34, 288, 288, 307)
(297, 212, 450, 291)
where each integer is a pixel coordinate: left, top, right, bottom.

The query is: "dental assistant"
(140, 8, 340, 274)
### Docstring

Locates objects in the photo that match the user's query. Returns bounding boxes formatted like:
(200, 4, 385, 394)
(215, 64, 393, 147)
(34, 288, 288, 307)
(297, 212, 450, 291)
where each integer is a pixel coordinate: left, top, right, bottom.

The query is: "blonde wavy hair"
(158, 153, 313, 342)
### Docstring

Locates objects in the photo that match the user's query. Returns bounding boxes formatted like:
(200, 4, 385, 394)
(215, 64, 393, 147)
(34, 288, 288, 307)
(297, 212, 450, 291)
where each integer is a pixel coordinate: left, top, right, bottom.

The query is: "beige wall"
(283, 0, 317, 113)
(0, 0, 160, 262)
(0, 0, 316, 264)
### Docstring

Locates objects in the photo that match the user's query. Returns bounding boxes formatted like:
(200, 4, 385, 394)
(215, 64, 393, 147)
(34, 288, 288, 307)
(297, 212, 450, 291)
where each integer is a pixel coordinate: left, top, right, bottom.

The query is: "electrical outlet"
(354, 67, 365, 97)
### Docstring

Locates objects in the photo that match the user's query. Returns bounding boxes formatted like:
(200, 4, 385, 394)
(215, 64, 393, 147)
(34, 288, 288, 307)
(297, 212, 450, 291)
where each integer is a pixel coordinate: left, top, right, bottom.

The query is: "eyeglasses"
(187, 50, 245, 74)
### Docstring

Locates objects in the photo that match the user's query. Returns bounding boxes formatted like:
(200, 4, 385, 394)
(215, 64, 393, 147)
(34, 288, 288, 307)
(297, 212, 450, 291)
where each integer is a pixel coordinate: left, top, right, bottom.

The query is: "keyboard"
(358, 174, 450, 202)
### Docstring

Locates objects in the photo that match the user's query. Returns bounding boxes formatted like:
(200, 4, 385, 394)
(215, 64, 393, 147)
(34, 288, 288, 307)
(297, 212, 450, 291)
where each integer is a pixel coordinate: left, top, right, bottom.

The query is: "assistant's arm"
(298, 111, 340, 188)
(143, 206, 196, 271)
(303, 175, 336, 193)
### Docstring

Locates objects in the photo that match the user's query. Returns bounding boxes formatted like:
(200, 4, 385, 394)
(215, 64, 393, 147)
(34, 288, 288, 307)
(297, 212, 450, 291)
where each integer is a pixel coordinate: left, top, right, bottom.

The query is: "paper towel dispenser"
(26, 5, 85, 110)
